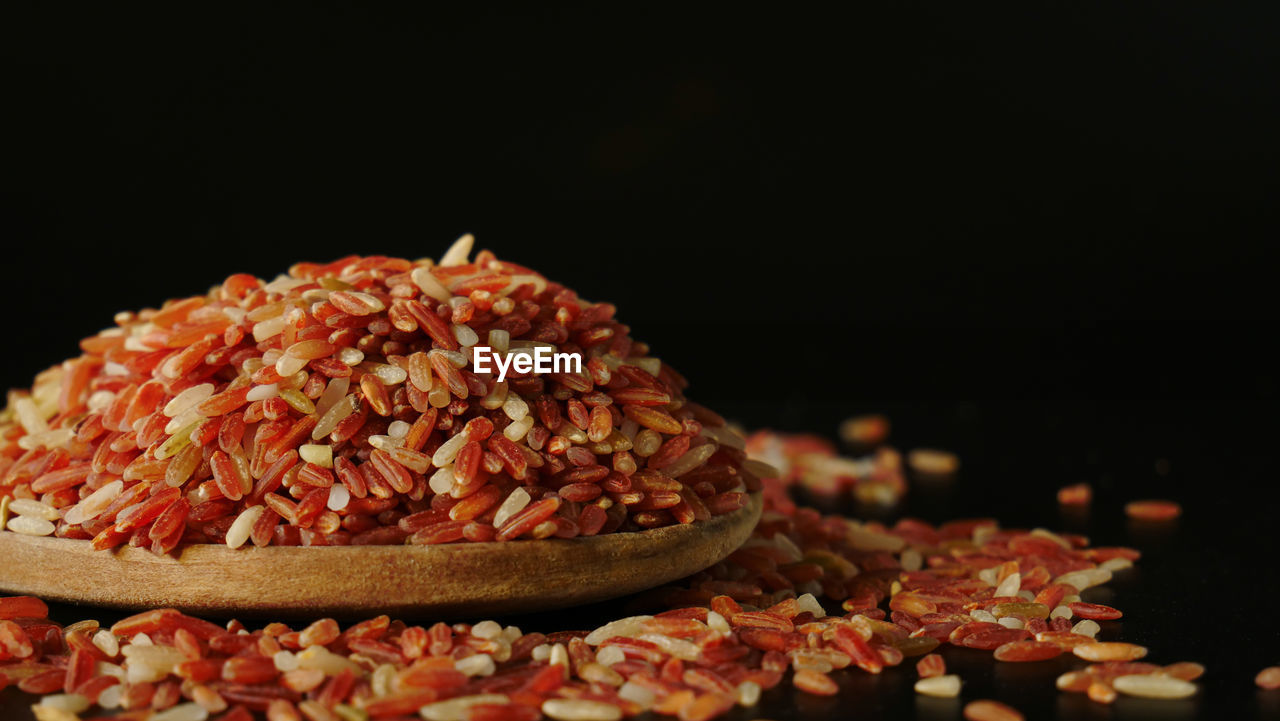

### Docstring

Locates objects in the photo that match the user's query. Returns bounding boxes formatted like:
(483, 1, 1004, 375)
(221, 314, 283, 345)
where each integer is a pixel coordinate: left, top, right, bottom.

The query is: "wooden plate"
(0, 492, 760, 618)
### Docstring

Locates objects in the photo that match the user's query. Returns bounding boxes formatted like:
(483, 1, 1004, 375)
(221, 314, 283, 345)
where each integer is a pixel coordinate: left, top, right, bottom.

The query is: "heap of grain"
(0, 236, 759, 553)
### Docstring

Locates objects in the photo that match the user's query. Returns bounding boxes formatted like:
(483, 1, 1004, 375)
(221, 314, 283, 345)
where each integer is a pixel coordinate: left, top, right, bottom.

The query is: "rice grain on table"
(1124, 499, 1182, 521)
(1057, 482, 1092, 506)
(916, 653, 945, 678)
(963, 699, 1024, 721)
(6, 514, 55, 536)
(1112, 673, 1197, 699)
(906, 448, 959, 476)
(914, 674, 962, 697)
(744, 431, 907, 503)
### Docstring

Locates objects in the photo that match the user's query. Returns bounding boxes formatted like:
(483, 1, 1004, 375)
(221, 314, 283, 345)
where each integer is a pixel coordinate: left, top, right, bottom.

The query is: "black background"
(1, 2, 1277, 719)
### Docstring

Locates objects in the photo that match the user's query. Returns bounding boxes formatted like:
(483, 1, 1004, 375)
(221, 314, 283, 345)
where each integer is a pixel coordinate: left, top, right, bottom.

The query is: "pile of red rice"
(0, 237, 758, 554)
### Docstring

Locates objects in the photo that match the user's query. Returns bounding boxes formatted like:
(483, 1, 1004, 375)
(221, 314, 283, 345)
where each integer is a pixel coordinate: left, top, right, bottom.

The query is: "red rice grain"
(915, 653, 945, 678)
(792, 669, 839, 695)
(905, 448, 959, 476)
(1257, 666, 1280, 690)
(992, 640, 1063, 663)
(963, 699, 1024, 721)
(1056, 483, 1091, 506)
(837, 414, 890, 446)
(1068, 602, 1122, 620)
(1087, 680, 1118, 704)
(1124, 499, 1182, 521)
(1160, 661, 1205, 682)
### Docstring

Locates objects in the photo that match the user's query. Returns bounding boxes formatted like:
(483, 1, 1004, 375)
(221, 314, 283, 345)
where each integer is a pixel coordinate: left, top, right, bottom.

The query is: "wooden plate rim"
(0, 492, 762, 618)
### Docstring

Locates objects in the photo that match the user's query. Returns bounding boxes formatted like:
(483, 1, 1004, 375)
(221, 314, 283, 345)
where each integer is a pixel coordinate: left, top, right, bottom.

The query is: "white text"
(471, 346, 582, 382)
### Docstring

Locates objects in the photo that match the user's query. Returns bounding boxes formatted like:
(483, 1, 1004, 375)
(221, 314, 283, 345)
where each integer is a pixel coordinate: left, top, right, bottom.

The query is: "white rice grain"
(9, 498, 60, 521)
(411, 267, 453, 302)
(491, 488, 531, 530)
(541, 699, 622, 721)
(914, 674, 962, 698)
(1113, 673, 1197, 699)
(326, 484, 350, 512)
(299, 444, 333, 468)
(7, 515, 55, 536)
(440, 234, 475, 267)
(455, 654, 495, 677)
(225, 505, 266, 549)
(164, 383, 215, 417)
(246, 383, 279, 402)
(432, 433, 468, 467)
(419, 695, 510, 721)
